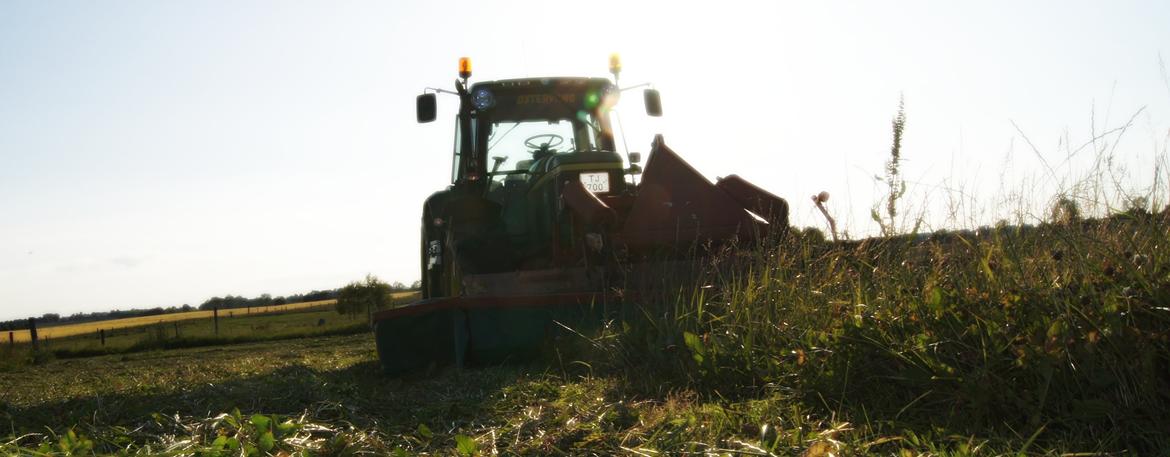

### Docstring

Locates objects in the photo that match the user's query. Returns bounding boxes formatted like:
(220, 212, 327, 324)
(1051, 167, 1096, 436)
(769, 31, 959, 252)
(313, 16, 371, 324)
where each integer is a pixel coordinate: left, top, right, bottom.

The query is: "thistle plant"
(873, 94, 907, 236)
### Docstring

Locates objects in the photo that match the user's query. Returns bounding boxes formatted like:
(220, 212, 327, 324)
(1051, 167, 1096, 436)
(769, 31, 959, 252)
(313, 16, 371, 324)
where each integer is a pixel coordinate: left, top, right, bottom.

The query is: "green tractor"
(374, 56, 788, 375)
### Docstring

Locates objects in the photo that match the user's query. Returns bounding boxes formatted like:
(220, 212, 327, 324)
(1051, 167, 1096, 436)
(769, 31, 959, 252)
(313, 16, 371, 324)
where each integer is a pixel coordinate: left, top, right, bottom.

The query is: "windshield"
(484, 117, 600, 179)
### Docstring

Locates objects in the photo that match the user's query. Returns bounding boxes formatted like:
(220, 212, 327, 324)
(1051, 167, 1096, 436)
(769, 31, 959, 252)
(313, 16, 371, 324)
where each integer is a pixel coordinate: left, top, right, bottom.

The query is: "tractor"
(373, 56, 788, 375)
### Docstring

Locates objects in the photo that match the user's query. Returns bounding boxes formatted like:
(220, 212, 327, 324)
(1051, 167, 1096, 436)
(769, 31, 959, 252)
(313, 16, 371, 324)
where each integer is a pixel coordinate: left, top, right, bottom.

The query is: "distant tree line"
(0, 305, 195, 331)
(0, 280, 420, 331)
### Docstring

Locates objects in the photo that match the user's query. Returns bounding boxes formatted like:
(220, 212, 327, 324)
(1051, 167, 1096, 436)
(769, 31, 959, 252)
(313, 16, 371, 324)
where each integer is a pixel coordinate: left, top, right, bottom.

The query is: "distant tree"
(336, 274, 393, 321)
(273, 296, 287, 306)
(199, 296, 225, 311)
(301, 289, 338, 302)
(40, 313, 61, 323)
(409, 280, 421, 290)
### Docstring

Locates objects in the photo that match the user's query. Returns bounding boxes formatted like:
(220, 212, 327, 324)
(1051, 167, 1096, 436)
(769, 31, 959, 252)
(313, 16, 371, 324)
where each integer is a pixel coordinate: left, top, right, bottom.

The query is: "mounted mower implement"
(374, 56, 789, 375)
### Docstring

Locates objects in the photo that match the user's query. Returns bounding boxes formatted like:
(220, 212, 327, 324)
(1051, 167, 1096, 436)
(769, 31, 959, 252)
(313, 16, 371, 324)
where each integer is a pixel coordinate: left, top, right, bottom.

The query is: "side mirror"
(416, 93, 437, 123)
(643, 89, 662, 117)
(627, 152, 642, 164)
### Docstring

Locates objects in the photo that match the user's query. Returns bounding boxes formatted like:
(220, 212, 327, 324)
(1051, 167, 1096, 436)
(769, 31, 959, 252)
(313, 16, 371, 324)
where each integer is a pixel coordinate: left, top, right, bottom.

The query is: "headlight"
(472, 88, 494, 110)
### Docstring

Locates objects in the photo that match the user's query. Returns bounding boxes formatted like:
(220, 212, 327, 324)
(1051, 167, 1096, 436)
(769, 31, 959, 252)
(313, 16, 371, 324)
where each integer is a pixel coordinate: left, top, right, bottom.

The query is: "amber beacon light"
(608, 53, 621, 79)
(458, 57, 472, 80)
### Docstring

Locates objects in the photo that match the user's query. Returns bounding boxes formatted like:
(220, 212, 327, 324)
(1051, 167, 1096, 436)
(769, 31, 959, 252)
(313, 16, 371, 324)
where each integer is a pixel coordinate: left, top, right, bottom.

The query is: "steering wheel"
(523, 133, 564, 150)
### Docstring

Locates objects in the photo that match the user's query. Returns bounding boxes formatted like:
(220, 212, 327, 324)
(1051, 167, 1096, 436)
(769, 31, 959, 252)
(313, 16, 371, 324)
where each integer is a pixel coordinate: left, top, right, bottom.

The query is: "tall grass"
(574, 99, 1170, 452)
(584, 205, 1170, 453)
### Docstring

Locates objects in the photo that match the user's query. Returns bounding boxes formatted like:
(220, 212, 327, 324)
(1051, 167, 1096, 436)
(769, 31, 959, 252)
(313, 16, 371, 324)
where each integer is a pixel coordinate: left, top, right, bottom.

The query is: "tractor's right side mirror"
(628, 152, 642, 164)
(643, 89, 662, 117)
(416, 93, 437, 123)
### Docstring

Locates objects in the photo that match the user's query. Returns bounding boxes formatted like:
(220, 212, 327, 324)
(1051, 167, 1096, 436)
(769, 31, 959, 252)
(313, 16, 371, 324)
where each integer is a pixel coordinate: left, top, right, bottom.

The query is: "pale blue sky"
(2, 1, 1168, 320)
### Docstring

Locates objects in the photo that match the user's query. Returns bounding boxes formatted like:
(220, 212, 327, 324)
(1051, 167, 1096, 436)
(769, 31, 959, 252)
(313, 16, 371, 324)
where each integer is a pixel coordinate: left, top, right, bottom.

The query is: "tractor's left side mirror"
(643, 89, 662, 117)
(417, 93, 437, 123)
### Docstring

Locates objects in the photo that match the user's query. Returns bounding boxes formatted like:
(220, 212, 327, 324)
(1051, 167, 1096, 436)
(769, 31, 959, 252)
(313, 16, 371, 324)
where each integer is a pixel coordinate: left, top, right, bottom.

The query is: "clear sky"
(2, 0, 1168, 320)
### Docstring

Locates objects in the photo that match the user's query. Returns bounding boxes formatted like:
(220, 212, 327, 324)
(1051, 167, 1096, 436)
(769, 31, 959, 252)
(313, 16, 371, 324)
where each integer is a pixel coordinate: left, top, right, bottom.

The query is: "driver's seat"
(501, 159, 532, 244)
(505, 160, 533, 184)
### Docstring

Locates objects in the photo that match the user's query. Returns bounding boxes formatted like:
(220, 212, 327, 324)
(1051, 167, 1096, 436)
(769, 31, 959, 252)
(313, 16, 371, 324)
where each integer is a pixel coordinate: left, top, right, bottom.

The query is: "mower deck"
(372, 292, 617, 375)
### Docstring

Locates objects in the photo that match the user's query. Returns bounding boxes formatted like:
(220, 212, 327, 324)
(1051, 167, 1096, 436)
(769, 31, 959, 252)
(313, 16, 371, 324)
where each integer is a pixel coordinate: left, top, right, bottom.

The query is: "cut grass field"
(0, 333, 879, 456)
(0, 292, 420, 364)
(6, 292, 417, 343)
(1, 214, 1167, 455)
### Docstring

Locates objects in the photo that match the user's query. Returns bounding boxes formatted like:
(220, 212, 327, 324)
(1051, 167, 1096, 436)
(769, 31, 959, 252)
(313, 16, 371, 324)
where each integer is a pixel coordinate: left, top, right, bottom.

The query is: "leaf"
(454, 434, 478, 456)
(258, 431, 276, 452)
(1047, 319, 1066, 339)
(683, 331, 706, 364)
(276, 420, 298, 437)
(980, 253, 995, 281)
(417, 423, 434, 440)
(251, 414, 272, 432)
(802, 440, 836, 457)
(926, 287, 943, 311)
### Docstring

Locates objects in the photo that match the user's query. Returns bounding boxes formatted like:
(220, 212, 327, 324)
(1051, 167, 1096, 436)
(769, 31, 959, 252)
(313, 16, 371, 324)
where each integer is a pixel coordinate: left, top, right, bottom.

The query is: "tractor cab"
(470, 77, 630, 204)
(414, 58, 663, 297)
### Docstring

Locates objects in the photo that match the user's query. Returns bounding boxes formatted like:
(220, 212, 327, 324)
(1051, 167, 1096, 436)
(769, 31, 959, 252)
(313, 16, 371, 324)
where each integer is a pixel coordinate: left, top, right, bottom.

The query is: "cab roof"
(470, 77, 614, 94)
(468, 77, 616, 121)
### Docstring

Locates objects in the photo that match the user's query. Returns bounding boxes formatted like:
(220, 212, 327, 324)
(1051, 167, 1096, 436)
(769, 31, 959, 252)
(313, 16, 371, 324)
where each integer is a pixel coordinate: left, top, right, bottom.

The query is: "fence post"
(8, 331, 13, 346)
(28, 317, 38, 351)
(100, 329, 106, 346)
(174, 322, 180, 338)
(213, 307, 219, 335)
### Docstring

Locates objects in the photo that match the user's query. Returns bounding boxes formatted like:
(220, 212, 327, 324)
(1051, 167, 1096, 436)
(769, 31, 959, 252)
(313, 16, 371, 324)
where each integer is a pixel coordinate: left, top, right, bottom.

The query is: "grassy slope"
(1, 215, 1168, 455)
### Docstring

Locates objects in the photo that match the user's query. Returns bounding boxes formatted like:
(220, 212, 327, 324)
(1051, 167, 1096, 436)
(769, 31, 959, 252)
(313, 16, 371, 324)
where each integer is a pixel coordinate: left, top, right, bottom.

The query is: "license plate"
(580, 172, 610, 194)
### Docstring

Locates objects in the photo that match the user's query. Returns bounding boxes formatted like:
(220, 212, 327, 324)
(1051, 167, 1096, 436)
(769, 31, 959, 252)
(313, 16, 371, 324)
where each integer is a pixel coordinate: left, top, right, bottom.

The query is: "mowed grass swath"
(0, 292, 419, 360)
(4, 301, 335, 343)
(5, 292, 416, 343)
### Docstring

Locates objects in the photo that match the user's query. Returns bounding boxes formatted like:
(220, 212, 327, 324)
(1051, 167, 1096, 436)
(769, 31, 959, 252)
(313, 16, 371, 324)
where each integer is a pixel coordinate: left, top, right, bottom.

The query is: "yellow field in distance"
(4, 291, 418, 343)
